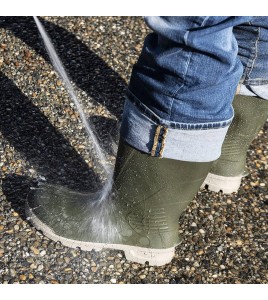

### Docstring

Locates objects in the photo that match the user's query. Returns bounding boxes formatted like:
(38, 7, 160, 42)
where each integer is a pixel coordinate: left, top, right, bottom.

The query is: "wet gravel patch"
(0, 17, 267, 284)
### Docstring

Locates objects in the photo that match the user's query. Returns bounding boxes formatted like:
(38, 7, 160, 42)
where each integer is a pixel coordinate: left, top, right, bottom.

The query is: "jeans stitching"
(246, 27, 260, 80)
(243, 79, 268, 85)
(125, 91, 233, 130)
(169, 50, 193, 121)
(168, 17, 208, 120)
(241, 27, 260, 83)
(200, 16, 210, 27)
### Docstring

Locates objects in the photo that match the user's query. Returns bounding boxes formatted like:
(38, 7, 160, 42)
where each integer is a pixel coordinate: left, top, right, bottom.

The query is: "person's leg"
(27, 17, 252, 266)
(203, 17, 268, 193)
(121, 16, 252, 162)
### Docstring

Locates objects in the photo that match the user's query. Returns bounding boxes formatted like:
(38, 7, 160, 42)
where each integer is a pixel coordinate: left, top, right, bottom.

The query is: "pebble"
(50, 280, 59, 284)
(236, 240, 243, 246)
(226, 227, 233, 233)
(139, 274, 146, 279)
(1, 166, 7, 172)
(30, 246, 39, 255)
(0, 43, 7, 49)
(40, 250, 47, 257)
(14, 225, 20, 231)
(171, 266, 177, 272)
(107, 256, 114, 261)
(0, 249, 4, 257)
(64, 257, 70, 263)
(199, 229, 206, 235)
(64, 268, 72, 272)
(185, 257, 190, 261)
(208, 215, 213, 221)
(10, 269, 16, 277)
(37, 264, 44, 271)
(30, 263, 37, 269)
(217, 246, 223, 251)
(110, 278, 117, 283)
(57, 258, 65, 265)
(19, 275, 27, 281)
(132, 264, 139, 270)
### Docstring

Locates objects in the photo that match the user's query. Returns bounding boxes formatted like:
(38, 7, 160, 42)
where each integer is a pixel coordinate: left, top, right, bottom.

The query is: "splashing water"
(33, 17, 119, 241)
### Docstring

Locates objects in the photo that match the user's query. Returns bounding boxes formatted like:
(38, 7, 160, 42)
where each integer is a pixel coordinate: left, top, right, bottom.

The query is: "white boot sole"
(201, 172, 242, 194)
(25, 202, 176, 266)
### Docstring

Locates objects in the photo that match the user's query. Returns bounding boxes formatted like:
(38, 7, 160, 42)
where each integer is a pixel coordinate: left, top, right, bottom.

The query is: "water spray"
(30, 17, 118, 240)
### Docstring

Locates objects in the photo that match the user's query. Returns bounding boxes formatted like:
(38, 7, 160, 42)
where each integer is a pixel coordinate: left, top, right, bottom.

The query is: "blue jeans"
(120, 17, 268, 162)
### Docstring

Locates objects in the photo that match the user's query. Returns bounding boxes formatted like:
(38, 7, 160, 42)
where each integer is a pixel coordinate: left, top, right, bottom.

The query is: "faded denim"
(120, 17, 268, 162)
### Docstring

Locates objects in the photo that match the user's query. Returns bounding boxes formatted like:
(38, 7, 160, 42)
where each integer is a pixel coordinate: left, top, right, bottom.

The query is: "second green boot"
(202, 95, 268, 194)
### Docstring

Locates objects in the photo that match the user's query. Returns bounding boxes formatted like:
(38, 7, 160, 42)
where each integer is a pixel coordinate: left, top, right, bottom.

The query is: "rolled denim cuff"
(120, 97, 233, 162)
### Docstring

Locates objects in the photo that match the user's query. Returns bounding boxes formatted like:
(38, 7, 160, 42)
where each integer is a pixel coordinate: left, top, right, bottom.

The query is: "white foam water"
(33, 16, 119, 241)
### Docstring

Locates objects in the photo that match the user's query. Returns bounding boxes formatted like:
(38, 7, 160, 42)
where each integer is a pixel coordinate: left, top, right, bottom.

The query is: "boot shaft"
(211, 95, 268, 177)
(113, 140, 213, 248)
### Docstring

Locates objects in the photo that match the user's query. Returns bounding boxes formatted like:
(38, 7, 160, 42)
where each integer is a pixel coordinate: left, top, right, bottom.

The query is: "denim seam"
(125, 91, 233, 130)
(241, 27, 260, 83)
(200, 16, 210, 27)
(242, 79, 268, 85)
(184, 31, 189, 46)
(169, 51, 193, 121)
(166, 16, 213, 122)
(184, 16, 210, 45)
(246, 27, 260, 80)
(239, 78, 268, 85)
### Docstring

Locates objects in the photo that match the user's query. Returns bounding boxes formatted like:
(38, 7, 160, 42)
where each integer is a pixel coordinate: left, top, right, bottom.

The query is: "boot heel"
(205, 95, 268, 193)
(124, 246, 175, 266)
(201, 172, 242, 194)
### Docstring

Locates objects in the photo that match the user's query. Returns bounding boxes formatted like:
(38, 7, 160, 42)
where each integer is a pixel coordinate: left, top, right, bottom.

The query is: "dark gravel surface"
(0, 17, 267, 284)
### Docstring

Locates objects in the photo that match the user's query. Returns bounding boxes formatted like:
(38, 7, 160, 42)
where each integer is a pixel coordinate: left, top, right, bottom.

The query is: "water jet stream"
(32, 17, 118, 240)
(33, 16, 112, 177)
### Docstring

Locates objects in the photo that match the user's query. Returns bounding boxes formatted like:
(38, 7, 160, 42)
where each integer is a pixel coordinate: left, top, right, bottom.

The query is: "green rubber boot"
(202, 95, 268, 194)
(26, 139, 212, 266)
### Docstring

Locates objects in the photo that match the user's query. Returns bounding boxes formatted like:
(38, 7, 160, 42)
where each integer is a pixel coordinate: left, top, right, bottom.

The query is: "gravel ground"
(0, 17, 267, 284)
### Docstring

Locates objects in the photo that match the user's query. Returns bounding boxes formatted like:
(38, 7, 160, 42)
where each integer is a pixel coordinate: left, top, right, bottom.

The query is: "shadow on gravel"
(0, 73, 101, 193)
(0, 16, 128, 224)
(0, 16, 127, 120)
(1, 175, 35, 221)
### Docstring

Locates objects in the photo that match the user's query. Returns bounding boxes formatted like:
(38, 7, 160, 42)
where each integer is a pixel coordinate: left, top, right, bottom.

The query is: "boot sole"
(201, 172, 242, 194)
(25, 202, 176, 266)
